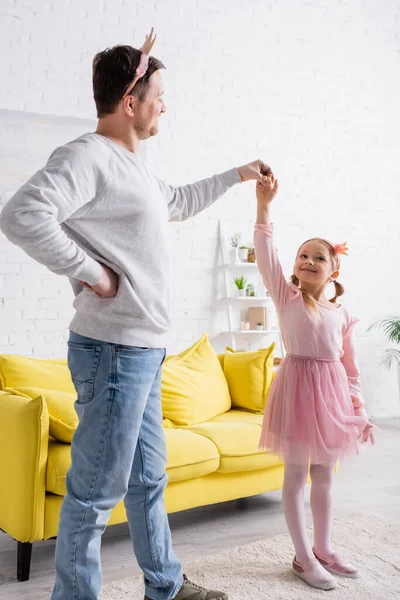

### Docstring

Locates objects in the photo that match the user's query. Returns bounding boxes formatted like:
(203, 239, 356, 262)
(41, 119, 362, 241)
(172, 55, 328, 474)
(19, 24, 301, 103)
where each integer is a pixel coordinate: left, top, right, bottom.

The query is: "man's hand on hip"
(81, 265, 118, 298)
(237, 160, 273, 186)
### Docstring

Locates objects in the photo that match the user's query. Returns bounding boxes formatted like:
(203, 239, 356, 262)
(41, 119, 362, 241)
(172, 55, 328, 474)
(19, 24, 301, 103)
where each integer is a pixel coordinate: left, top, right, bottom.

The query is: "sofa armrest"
(0, 391, 49, 542)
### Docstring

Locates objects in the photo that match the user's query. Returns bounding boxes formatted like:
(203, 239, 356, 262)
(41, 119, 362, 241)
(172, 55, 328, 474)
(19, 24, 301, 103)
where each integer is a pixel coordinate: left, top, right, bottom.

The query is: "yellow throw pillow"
(6, 387, 78, 443)
(224, 343, 275, 413)
(0, 354, 74, 394)
(162, 333, 231, 425)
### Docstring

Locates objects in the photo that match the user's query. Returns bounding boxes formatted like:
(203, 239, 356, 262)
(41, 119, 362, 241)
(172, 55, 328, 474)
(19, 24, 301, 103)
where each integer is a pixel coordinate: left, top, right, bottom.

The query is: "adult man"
(0, 30, 272, 600)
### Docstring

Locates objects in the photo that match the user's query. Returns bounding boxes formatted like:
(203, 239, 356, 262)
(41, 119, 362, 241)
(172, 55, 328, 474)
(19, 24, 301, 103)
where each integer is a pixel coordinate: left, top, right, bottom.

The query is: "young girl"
(254, 175, 374, 591)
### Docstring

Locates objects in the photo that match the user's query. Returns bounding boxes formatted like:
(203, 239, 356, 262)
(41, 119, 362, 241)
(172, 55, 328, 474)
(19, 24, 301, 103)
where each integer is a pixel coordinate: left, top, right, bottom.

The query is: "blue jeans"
(51, 332, 183, 600)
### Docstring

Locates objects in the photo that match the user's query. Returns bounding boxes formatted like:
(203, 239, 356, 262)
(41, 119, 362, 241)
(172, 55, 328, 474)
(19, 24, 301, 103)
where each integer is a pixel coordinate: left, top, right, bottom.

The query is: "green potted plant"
(233, 275, 247, 297)
(238, 245, 248, 262)
(256, 321, 264, 331)
(246, 283, 256, 297)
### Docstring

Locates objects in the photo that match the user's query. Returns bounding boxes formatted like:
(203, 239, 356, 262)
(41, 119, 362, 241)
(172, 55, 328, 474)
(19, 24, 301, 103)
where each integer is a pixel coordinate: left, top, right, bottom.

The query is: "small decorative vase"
(228, 248, 237, 264)
(247, 248, 256, 263)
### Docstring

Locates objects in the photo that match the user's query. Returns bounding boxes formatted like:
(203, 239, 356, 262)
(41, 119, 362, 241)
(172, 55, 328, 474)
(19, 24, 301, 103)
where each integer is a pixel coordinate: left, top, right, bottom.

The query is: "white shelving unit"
(218, 220, 285, 356)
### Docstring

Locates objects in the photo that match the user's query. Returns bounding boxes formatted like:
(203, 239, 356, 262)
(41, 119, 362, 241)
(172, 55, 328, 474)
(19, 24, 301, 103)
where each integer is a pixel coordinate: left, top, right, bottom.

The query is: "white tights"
(282, 462, 335, 562)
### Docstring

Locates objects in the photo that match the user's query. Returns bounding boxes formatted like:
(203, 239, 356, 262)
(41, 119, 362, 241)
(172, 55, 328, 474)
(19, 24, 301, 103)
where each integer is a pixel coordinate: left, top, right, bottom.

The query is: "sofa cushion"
(6, 387, 78, 443)
(210, 408, 264, 426)
(223, 344, 275, 413)
(0, 355, 74, 394)
(161, 333, 231, 426)
(46, 428, 220, 495)
(184, 412, 283, 473)
(217, 353, 225, 369)
(164, 429, 219, 483)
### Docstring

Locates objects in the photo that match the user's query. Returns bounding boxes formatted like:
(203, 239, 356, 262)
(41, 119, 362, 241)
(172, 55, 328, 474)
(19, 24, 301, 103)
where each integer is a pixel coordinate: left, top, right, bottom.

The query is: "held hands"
(237, 160, 273, 185)
(80, 264, 119, 298)
(256, 174, 279, 206)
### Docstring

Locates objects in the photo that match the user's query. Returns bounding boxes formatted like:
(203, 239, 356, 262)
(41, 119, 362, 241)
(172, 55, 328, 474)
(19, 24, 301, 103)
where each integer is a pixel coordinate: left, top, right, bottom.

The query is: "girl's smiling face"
(294, 239, 339, 288)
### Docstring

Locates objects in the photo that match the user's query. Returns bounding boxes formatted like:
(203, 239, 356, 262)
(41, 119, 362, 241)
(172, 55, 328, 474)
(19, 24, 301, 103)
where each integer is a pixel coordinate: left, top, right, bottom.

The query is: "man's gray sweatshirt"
(0, 133, 241, 347)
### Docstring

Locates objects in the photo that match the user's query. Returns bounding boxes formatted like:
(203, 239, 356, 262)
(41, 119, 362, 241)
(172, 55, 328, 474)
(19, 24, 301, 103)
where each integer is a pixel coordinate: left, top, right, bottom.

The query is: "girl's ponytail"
(290, 275, 344, 309)
(290, 274, 318, 311)
(330, 280, 344, 304)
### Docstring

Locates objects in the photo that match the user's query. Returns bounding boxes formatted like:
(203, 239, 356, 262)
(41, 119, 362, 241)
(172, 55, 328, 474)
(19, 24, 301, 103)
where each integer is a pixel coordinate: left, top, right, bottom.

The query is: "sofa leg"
(17, 542, 32, 582)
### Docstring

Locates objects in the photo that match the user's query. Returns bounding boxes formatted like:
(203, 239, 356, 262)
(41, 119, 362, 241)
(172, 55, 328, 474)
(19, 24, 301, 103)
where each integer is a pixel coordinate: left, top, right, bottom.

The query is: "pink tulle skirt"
(259, 354, 367, 465)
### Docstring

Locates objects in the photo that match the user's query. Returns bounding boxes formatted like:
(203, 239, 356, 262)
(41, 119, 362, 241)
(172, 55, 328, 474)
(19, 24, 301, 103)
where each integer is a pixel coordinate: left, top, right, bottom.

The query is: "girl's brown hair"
(290, 238, 345, 311)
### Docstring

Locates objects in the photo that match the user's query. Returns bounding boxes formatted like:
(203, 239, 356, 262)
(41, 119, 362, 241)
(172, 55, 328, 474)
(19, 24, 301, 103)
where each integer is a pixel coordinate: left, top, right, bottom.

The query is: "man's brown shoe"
(144, 574, 228, 600)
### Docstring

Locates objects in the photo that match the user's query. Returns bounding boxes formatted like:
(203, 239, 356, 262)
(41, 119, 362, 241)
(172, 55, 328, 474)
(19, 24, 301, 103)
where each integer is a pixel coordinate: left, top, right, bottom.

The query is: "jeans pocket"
(115, 346, 152, 355)
(67, 342, 102, 405)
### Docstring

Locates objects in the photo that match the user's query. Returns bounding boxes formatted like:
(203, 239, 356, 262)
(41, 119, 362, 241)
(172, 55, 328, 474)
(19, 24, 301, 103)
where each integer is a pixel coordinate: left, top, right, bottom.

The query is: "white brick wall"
(1, 0, 400, 417)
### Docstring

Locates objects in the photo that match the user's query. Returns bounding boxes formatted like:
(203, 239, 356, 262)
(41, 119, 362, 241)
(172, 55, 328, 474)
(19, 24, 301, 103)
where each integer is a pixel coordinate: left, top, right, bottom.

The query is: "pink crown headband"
(333, 242, 349, 256)
(123, 27, 157, 98)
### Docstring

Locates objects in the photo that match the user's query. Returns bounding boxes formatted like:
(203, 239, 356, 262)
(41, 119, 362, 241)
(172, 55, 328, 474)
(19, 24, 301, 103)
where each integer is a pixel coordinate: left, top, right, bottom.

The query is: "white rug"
(101, 513, 400, 599)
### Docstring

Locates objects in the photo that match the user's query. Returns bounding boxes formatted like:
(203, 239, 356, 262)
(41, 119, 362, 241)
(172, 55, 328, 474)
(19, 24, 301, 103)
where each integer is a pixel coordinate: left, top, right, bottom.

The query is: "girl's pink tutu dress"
(254, 224, 367, 466)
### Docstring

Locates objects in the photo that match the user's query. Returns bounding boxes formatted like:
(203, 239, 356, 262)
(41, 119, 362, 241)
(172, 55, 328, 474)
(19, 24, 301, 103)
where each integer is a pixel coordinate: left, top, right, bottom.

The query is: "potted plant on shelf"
(246, 283, 256, 297)
(256, 322, 264, 331)
(238, 246, 248, 262)
(233, 275, 247, 297)
(368, 316, 400, 392)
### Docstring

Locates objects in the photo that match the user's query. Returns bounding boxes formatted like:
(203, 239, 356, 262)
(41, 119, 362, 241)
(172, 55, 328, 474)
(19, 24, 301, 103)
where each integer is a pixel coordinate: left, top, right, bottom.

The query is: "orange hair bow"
(333, 242, 349, 256)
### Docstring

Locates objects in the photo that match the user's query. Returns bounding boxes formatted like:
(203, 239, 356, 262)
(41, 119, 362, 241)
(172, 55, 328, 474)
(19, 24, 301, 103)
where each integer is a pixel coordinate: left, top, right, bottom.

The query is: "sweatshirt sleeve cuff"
(219, 168, 242, 188)
(76, 256, 103, 286)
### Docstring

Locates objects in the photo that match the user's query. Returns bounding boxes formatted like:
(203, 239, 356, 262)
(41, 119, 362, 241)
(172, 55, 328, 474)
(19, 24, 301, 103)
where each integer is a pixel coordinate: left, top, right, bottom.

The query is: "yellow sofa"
(0, 335, 283, 582)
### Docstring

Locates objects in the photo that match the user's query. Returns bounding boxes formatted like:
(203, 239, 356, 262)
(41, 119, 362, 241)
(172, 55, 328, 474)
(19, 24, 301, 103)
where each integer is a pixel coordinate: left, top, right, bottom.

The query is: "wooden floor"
(1, 419, 399, 600)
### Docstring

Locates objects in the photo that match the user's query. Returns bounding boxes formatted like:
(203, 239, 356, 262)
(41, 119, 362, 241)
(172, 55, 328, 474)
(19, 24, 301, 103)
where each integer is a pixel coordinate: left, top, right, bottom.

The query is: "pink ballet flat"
(292, 555, 337, 590)
(313, 547, 360, 578)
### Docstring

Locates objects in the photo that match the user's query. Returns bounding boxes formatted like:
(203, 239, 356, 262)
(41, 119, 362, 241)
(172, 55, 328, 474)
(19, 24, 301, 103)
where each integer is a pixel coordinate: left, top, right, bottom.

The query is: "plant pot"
(238, 249, 248, 262)
(246, 285, 255, 297)
(237, 288, 246, 297)
(256, 325, 264, 331)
